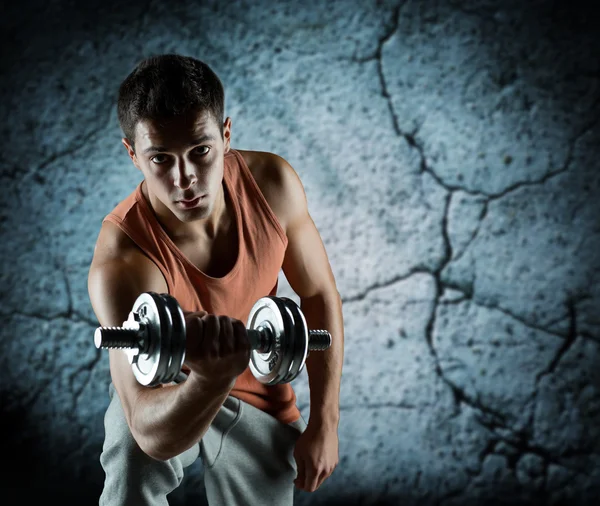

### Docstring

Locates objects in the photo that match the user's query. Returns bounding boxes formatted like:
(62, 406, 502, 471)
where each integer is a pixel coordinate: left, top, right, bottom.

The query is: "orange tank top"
(103, 149, 300, 424)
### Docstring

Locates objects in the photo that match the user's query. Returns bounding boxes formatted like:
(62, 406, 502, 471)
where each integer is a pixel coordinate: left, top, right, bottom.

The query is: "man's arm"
(266, 153, 344, 492)
(88, 222, 236, 460)
(262, 153, 344, 422)
(282, 206, 344, 427)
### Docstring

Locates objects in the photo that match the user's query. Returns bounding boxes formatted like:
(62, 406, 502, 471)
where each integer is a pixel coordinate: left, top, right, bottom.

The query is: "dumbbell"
(94, 292, 331, 387)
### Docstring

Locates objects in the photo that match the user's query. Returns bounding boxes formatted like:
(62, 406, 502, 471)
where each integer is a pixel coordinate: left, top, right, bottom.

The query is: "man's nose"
(174, 160, 197, 189)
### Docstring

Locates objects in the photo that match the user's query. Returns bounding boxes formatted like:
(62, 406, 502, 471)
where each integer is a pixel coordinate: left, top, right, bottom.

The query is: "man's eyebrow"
(142, 135, 216, 154)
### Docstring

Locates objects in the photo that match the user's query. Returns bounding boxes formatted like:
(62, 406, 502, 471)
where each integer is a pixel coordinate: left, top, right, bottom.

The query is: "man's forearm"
(300, 291, 344, 426)
(131, 372, 234, 460)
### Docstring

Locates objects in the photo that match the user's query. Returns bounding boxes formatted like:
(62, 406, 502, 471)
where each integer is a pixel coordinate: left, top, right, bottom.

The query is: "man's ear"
(223, 117, 232, 153)
(122, 138, 141, 170)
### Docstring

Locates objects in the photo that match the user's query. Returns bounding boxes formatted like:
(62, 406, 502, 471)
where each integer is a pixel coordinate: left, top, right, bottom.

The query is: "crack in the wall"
(475, 299, 568, 339)
(352, 1, 414, 146)
(422, 194, 472, 418)
(439, 192, 454, 271)
(411, 176, 591, 485)
(436, 439, 501, 506)
(16, 378, 47, 413)
(540, 460, 550, 505)
(549, 461, 597, 501)
(418, 189, 513, 432)
(580, 330, 599, 344)
(12, 0, 157, 185)
(373, 1, 406, 135)
(442, 373, 509, 426)
(353, 2, 404, 64)
(542, 306, 583, 334)
(361, 1, 599, 209)
(436, 437, 501, 505)
(447, 0, 502, 25)
(299, 400, 419, 415)
(0, 257, 99, 328)
(448, 201, 489, 264)
(2, 296, 103, 411)
(473, 412, 593, 479)
(362, 0, 563, 204)
(439, 294, 469, 305)
(340, 267, 433, 304)
(475, 438, 499, 470)
(471, 382, 599, 478)
(480, 107, 599, 199)
(413, 130, 575, 201)
(0, 309, 98, 328)
(22, 89, 116, 183)
(439, 283, 570, 340)
(61, 262, 74, 317)
(520, 299, 582, 483)
(32, 125, 99, 176)
(339, 401, 417, 410)
(71, 347, 104, 409)
(536, 299, 577, 380)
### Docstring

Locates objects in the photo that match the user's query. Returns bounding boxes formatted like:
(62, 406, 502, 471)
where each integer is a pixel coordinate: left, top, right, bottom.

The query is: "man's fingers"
(303, 464, 320, 492)
(294, 458, 306, 490)
(314, 467, 331, 491)
(218, 315, 234, 355)
(203, 315, 219, 355)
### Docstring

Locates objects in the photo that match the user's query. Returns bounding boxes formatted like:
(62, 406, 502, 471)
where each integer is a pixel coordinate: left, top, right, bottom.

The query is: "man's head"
(118, 53, 225, 149)
(117, 54, 231, 225)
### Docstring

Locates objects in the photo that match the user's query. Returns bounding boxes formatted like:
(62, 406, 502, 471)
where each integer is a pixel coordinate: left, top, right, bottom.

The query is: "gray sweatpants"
(98, 383, 306, 505)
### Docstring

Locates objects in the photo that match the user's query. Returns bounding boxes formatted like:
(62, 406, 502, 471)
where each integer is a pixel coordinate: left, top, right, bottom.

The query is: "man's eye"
(194, 146, 210, 156)
(150, 154, 169, 164)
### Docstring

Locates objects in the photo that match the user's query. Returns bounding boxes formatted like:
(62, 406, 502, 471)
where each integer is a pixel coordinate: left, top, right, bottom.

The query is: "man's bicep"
(87, 254, 168, 420)
(271, 155, 339, 299)
(88, 257, 165, 328)
(282, 213, 339, 299)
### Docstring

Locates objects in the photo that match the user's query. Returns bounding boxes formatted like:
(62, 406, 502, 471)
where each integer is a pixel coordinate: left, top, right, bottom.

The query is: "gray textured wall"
(1, 0, 599, 504)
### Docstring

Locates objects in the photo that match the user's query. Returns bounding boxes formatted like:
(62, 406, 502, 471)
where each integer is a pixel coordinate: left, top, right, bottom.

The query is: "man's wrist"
(308, 406, 340, 428)
(185, 370, 236, 395)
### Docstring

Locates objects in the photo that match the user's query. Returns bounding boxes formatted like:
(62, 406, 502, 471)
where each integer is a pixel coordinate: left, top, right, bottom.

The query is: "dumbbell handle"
(94, 321, 331, 354)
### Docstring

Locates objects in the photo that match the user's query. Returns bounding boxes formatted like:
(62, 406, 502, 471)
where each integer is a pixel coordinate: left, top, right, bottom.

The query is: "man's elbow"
(134, 425, 204, 462)
(300, 287, 342, 303)
(136, 436, 178, 462)
(130, 430, 166, 461)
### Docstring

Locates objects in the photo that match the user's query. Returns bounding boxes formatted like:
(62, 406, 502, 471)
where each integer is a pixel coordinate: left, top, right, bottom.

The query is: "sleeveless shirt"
(103, 149, 301, 424)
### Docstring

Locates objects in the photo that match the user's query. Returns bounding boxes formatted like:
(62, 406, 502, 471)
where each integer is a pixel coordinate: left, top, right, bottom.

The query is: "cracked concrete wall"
(1, 0, 599, 504)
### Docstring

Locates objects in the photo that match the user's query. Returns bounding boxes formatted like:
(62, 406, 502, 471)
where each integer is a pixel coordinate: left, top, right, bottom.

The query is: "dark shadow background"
(1, 0, 599, 504)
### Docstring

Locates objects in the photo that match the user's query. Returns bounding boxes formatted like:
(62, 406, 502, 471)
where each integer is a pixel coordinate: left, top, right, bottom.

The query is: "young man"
(87, 54, 344, 505)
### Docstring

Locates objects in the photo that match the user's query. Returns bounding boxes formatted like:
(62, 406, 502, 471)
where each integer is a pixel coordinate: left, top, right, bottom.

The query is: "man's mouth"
(177, 194, 206, 208)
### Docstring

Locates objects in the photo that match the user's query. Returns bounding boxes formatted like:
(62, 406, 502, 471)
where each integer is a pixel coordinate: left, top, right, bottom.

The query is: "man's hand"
(293, 421, 339, 492)
(183, 312, 251, 385)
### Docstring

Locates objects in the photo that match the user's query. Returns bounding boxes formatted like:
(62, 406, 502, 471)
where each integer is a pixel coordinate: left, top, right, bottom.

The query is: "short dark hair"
(117, 54, 225, 149)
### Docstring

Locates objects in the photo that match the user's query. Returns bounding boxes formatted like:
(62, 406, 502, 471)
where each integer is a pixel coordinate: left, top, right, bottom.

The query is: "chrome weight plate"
(268, 298, 296, 384)
(278, 297, 309, 384)
(247, 297, 294, 385)
(128, 292, 172, 387)
(159, 294, 187, 384)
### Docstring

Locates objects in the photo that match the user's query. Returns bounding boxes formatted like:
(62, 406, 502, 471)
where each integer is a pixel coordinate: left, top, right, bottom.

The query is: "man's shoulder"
(90, 220, 167, 292)
(92, 220, 141, 264)
(235, 149, 288, 178)
(233, 149, 306, 231)
(94, 183, 147, 261)
(234, 149, 301, 192)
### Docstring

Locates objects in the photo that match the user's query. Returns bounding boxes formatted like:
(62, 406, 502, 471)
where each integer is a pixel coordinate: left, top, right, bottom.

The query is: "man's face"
(124, 110, 231, 224)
